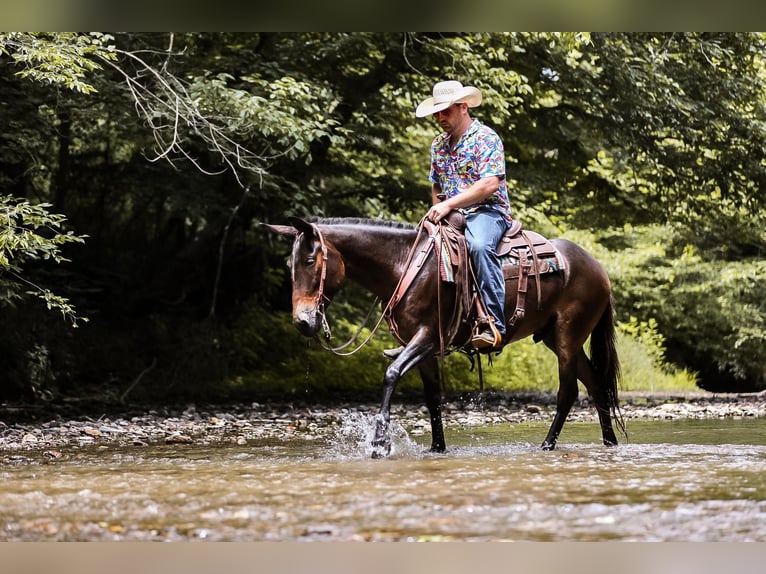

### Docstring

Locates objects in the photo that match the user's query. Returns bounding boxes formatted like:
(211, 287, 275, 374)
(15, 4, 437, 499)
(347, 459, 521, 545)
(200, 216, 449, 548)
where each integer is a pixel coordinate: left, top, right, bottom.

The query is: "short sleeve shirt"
(429, 119, 513, 225)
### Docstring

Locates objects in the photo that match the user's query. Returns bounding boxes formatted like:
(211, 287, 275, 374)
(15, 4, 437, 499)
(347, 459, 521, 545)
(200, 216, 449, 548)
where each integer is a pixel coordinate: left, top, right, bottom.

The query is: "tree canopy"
(2, 32, 765, 402)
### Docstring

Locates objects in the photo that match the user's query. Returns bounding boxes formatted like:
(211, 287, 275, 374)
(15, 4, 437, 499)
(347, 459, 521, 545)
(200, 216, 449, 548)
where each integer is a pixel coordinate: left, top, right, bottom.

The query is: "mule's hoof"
(541, 441, 556, 451)
(370, 441, 391, 459)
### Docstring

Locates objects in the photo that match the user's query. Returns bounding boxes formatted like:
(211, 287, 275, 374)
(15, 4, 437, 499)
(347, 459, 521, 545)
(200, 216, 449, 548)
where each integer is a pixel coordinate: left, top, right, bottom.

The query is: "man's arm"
(427, 176, 500, 222)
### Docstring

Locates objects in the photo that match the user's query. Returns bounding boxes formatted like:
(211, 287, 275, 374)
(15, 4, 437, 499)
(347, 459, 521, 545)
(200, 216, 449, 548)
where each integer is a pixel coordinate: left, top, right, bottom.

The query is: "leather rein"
(308, 218, 441, 356)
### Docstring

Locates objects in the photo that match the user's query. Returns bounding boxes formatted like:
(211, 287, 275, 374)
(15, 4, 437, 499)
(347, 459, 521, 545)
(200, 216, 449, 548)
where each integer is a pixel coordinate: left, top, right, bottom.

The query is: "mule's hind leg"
(418, 357, 445, 453)
(540, 343, 580, 451)
(575, 350, 618, 446)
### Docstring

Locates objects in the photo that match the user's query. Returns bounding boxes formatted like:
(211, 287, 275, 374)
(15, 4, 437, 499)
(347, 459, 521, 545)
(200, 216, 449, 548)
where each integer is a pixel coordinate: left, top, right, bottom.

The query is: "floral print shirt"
(429, 119, 512, 224)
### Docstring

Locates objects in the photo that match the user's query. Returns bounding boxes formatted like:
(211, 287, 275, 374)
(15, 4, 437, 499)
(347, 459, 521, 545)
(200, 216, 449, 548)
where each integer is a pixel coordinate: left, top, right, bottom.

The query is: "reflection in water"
(1, 418, 764, 541)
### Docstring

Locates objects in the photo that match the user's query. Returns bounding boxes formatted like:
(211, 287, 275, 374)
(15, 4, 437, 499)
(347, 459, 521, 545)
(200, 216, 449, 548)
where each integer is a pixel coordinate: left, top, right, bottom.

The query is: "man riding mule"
(263, 79, 624, 459)
(264, 216, 625, 457)
(417, 80, 513, 351)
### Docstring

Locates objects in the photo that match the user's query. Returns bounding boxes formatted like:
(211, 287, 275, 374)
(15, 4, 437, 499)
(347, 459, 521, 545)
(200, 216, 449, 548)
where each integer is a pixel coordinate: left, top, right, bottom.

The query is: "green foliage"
(0, 195, 87, 326)
(3, 32, 766, 403)
(506, 33, 766, 243)
(617, 316, 666, 366)
(614, 330, 699, 393)
(604, 224, 766, 390)
(0, 32, 116, 94)
(0, 195, 82, 267)
(239, 74, 346, 159)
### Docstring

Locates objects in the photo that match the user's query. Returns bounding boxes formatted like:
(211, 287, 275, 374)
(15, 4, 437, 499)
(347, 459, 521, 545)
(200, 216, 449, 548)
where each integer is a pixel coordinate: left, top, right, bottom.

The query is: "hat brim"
(415, 87, 482, 117)
(415, 99, 452, 118)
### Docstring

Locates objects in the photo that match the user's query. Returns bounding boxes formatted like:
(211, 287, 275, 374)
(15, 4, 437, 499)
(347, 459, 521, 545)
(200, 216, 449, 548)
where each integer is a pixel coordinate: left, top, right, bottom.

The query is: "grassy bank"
(227, 313, 699, 402)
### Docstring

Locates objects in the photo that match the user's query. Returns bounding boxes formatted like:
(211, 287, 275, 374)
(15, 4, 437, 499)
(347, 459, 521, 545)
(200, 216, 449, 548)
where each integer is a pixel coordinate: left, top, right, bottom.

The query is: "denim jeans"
(464, 209, 508, 336)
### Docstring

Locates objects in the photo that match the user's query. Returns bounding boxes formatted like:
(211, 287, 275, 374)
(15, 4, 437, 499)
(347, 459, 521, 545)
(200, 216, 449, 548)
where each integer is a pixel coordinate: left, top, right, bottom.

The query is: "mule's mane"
(311, 217, 415, 231)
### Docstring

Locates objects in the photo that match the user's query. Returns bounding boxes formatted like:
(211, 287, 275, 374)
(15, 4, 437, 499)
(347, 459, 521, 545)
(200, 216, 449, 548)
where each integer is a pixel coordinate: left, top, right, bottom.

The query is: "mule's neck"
(322, 223, 416, 300)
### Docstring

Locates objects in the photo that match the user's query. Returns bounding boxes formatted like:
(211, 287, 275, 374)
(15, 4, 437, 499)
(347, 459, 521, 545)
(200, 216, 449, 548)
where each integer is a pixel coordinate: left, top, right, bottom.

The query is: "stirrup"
(383, 346, 404, 359)
(471, 317, 502, 350)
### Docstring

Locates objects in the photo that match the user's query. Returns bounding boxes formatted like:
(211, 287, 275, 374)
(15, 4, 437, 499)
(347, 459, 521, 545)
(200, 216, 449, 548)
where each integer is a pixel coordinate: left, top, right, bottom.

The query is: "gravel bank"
(1, 391, 764, 456)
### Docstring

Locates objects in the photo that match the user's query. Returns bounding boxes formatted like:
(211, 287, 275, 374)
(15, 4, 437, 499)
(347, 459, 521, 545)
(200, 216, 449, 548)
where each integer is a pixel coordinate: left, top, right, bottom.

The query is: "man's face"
(433, 103, 465, 133)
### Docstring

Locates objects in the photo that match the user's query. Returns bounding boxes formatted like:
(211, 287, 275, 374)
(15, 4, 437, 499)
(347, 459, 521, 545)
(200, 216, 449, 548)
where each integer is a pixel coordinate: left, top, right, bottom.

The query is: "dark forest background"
(2, 33, 766, 407)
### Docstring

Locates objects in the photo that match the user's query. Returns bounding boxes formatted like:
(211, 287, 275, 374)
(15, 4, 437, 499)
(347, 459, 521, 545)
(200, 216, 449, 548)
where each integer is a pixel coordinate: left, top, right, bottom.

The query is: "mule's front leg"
(371, 367, 397, 458)
(371, 413, 391, 459)
(371, 339, 434, 458)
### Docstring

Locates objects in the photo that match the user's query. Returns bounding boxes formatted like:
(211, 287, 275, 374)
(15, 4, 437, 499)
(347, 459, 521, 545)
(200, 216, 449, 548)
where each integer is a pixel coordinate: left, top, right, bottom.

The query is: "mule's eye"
(305, 257, 316, 266)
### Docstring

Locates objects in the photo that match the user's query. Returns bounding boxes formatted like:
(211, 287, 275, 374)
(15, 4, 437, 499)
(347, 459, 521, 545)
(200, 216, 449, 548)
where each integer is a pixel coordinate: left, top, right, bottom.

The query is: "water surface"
(1, 418, 764, 541)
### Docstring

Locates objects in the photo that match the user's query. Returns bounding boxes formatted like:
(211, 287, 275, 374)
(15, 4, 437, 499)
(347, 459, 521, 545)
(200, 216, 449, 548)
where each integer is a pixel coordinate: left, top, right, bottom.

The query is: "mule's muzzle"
(294, 306, 321, 337)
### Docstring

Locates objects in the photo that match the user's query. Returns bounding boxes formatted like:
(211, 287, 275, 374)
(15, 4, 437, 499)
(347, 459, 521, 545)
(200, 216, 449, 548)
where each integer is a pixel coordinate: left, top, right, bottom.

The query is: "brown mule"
(265, 216, 625, 457)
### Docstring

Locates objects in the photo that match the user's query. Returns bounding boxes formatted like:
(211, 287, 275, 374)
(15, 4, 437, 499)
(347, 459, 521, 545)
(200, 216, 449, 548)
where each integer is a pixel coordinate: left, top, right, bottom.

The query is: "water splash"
(328, 412, 420, 460)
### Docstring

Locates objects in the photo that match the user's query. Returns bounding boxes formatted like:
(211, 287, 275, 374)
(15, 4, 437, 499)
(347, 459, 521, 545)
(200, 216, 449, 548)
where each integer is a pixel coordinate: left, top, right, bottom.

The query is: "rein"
(317, 294, 383, 356)
(309, 216, 480, 391)
(310, 218, 432, 356)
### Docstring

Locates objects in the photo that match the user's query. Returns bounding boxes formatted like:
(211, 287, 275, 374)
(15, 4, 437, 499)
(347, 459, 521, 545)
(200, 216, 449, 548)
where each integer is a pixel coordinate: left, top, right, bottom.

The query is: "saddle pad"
(439, 241, 567, 283)
(501, 250, 567, 279)
(439, 240, 455, 282)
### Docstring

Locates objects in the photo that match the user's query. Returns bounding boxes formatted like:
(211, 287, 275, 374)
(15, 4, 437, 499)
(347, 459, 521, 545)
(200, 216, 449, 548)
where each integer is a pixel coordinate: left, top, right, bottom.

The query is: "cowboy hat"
(415, 80, 483, 117)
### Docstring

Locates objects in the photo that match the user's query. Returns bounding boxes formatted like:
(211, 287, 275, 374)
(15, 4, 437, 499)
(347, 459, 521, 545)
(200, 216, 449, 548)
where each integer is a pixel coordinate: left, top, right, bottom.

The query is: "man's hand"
(427, 176, 500, 223)
(426, 201, 452, 223)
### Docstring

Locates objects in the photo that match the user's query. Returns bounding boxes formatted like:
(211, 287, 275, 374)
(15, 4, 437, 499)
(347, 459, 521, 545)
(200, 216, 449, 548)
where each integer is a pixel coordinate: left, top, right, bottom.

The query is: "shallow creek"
(1, 417, 764, 541)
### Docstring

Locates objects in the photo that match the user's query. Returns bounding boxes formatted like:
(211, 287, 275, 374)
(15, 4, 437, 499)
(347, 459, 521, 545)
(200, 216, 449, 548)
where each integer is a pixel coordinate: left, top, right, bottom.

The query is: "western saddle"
(384, 211, 564, 352)
(440, 211, 562, 343)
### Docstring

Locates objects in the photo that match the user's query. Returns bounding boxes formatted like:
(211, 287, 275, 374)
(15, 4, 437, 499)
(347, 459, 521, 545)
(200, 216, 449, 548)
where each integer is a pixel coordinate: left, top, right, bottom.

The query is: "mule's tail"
(590, 296, 627, 439)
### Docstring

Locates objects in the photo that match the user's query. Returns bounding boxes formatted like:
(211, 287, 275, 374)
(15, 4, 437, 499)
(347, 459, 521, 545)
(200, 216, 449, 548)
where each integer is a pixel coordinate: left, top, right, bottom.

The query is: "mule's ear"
(287, 216, 317, 237)
(261, 222, 298, 236)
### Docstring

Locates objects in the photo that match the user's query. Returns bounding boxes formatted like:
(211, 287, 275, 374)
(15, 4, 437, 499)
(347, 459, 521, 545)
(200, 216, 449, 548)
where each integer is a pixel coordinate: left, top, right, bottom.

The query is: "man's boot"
(471, 317, 502, 350)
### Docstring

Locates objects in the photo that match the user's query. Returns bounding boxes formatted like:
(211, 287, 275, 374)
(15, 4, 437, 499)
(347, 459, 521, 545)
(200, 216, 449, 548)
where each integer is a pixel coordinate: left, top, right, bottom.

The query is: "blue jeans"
(464, 209, 508, 336)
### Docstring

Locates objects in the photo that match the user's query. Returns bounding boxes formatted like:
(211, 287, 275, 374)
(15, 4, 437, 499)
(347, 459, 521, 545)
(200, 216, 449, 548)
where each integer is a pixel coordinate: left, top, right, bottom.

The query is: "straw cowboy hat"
(415, 80, 483, 117)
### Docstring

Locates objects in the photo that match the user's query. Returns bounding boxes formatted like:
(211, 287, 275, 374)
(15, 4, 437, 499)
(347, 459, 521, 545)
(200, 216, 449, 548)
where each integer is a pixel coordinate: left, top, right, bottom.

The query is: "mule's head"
(263, 217, 345, 337)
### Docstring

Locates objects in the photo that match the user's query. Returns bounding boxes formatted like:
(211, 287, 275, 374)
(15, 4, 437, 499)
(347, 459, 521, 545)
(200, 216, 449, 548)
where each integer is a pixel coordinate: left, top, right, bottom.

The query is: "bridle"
(302, 225, 384, 356)
(312, 225, 331, 332)
(303, 219, 437, 356)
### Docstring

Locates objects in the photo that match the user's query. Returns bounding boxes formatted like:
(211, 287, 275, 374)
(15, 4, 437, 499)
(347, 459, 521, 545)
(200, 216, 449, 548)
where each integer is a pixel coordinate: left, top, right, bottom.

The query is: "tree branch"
(97, 45, 268, 189)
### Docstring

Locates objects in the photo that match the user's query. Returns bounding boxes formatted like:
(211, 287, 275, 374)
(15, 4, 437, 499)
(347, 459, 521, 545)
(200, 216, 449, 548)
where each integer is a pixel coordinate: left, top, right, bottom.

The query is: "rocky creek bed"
(1, 391, 764, 460)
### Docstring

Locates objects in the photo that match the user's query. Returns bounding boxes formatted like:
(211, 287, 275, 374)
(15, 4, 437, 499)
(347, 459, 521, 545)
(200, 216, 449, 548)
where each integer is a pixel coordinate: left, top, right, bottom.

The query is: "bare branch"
(97, 45, 269, 189)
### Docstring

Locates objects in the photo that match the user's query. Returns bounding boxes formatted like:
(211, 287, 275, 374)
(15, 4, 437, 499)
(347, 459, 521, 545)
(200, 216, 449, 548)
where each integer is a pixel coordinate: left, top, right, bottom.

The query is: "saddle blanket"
(439, 241, 567, 283)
